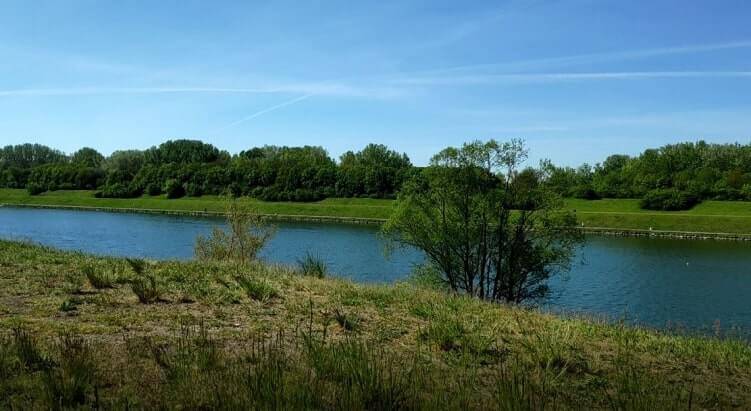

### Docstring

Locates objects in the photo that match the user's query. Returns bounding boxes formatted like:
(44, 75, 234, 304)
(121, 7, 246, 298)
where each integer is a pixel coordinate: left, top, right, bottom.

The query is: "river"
(1, 206, 750, 337)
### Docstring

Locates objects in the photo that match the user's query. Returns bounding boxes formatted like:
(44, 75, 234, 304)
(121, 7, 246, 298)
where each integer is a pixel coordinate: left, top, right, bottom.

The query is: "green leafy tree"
(71, 147, 104, 168)
(384, 139, 582, 303)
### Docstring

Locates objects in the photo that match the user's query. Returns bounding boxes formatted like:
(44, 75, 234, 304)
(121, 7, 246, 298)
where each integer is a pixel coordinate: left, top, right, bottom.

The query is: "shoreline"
(4, 202, 751, 240)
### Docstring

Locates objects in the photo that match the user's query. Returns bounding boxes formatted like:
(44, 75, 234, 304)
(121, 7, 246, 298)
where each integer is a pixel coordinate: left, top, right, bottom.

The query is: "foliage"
(640, 188, 701, 211)
(542, 141, 751, 202)
(26, 182, 45, 195)
(1, 140, 412, 201)
(385, 139, 582, 303)
(70, 147, 104, 168)
(194, 201, 275, 264)
(164, 179, 185, 199)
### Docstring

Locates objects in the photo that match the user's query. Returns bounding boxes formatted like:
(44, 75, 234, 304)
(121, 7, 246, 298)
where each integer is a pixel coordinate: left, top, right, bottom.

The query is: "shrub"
(186, 182, 203, 197)
(27, 182, 45, 195)
(126, 259, 163, 303)
(95, 183, 141, 198)
(640, 189, 700, 211)
(146, 183, 162, 196)
(195, 202, 275, 264)
(236, 276, 279, 302)
(297, 252, 328, 278)
(131, 274, 163, 303)
(164, 179, 186, 199)
(571, 185, 601, 200)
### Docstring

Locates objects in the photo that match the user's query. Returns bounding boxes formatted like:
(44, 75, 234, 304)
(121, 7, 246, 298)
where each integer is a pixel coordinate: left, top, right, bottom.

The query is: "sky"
(0, 0, 750, 166)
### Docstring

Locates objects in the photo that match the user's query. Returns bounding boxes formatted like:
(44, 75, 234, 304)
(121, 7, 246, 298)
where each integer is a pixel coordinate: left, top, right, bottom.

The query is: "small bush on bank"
(640, 189, 700, 211)
(126, 259, 163, 303)
(164, 179, 185, 199)
(95, 183, 141, 199)
(297, 252, 328, 278)
(571, 185, 601, 200)
(195, 201, 275, 264)
(26, 183, 46, 196)
(146, 183, 162, 196)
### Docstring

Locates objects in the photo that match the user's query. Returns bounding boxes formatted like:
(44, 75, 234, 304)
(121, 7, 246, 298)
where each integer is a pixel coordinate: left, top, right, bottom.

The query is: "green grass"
(3, 188, 751, 233)
(1, 239, 751, 408)
(567, 198, 751, 234)
(0, 189, 394, 220)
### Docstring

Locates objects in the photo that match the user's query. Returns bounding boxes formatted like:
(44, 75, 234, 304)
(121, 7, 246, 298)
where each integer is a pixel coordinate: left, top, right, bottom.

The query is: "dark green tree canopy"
(71, 147, 105, 168)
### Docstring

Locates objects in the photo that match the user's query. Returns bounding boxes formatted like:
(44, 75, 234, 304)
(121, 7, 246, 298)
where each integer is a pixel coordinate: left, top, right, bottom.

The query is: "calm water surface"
(1, 206, 750, 335)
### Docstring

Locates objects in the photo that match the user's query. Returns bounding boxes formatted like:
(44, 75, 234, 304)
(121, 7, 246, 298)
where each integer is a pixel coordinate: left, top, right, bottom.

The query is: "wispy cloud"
(214, 94, 313, 132)
(413, 41, 751, 75)
(0, 87, 281, 97)
(392, 71, 751, 86)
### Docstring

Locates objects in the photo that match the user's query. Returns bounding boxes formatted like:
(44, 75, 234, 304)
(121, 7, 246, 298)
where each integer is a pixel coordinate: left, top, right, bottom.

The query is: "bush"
(146, 183, 162, 196)
(185, 182, 203, 197)
(297, 252, 328, 278)
(164, 179, 186, 199)
(195, 202, 275, 264)
(640, 189, 700, 211)
(571, 185, 601, 200)
(27, 182, 45, 195)
(95, 183, 141, 199)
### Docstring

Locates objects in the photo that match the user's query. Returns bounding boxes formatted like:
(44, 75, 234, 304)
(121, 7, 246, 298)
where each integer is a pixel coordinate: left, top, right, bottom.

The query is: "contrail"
(214, 94, 313, 132)
(409, 40, 751, 75)
(393, 71, 751, 86)
(0, 87, 279, 97)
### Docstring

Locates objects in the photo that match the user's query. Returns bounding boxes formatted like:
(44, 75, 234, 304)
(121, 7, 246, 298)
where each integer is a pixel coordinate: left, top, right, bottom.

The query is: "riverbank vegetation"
(385, 140, 582, 303)
(1, 239, 751, 409)
(4, 140, 751, 210)
(4, 188, 751, 234)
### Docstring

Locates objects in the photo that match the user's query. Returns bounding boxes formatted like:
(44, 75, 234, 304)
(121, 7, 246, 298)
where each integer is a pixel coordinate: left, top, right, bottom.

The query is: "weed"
(297, 252, 328, 278)
(82, 263, 116, 289)
(236, 275, 280, 302)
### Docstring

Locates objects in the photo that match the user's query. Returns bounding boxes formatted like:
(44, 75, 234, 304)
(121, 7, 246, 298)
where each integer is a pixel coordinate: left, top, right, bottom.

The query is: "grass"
(3, 188, 751, 234)
(0, 188, 394, 220)
(567, 198, 751, 234)
(1, 239, 750, 409)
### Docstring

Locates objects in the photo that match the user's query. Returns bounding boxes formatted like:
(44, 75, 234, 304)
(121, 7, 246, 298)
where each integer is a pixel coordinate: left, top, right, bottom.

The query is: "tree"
(71, 147, 104, 168)
(384, 139, 582, 304)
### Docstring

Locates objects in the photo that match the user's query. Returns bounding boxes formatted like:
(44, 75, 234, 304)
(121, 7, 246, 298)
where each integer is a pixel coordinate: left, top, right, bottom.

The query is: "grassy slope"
(1, 240, 750, 409)
(3, 189, 751, 233)
(0, 189, 395, 219)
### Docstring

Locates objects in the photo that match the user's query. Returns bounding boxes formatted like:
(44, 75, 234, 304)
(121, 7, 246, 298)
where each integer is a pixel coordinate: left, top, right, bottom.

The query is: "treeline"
(3, 139, 751, 208)
(541, 141, 751, 209)
(0, 140, 414, 201)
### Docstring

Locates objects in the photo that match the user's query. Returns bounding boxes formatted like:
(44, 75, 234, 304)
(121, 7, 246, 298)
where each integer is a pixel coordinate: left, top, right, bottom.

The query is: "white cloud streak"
(0, 87, 280, 97)
(413, 41, 751, 75)
(214, 94, 313, 132)
(392, 71, 751, 86)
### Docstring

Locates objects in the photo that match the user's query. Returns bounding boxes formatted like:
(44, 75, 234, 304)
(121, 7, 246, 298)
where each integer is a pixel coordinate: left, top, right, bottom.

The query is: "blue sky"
(0, 0, 750, 166)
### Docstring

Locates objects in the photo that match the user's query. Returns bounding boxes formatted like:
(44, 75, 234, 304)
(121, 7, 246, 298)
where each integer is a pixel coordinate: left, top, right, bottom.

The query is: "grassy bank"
(3, 189, 751, 234)
(0, 189, 394, 220)
(1, 240, 750, 409)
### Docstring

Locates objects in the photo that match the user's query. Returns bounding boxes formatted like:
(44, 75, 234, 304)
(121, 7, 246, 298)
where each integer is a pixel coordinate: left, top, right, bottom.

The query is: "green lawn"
(3, 189, 751, 233)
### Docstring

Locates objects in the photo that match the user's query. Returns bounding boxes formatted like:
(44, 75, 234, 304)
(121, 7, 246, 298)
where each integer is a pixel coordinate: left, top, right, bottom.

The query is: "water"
(1, 206, 751, 335)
